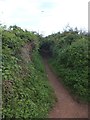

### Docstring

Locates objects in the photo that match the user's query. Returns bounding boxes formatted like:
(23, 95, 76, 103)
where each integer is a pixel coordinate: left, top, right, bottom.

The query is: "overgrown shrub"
(2, 26, 55, 119)
(46, 29, 89, 102)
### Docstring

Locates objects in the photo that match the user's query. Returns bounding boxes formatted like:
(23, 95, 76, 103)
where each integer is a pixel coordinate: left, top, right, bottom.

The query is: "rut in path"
(43, 58, 88, 118)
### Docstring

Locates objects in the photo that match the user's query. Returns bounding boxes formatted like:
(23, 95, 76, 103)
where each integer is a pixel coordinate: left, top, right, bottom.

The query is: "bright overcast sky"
(0, 0, 89, 36)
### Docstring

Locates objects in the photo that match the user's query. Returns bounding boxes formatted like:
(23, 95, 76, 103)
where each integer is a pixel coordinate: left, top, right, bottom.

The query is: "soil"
(43, 58, 88, 118)
(21, 42, 32, 63)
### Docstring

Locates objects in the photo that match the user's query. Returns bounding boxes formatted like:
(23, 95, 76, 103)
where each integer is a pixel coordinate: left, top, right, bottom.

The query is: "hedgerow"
(45, 28, 89, 102)
(2, 25, 55, 119)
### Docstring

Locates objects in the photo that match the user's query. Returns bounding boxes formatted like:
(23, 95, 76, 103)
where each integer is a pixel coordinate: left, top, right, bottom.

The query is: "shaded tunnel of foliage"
(1, 24, 89, 119)
(39, 41, 53, 57)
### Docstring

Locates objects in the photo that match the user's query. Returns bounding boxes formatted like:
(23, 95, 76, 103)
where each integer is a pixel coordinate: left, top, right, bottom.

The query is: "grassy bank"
(2, 25, 56, 119)
(45, 30, 88, 102)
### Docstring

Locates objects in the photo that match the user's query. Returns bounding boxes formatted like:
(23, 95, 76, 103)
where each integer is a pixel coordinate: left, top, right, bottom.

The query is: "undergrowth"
(45, 29, 89, 102)
(2, 25, 55, 119)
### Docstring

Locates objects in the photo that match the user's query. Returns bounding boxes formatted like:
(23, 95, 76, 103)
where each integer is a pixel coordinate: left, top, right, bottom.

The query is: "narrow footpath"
(43, 58, 88, 118)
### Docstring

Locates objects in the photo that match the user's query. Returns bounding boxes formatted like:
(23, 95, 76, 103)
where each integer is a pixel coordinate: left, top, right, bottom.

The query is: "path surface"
(43, 58, 88, 118)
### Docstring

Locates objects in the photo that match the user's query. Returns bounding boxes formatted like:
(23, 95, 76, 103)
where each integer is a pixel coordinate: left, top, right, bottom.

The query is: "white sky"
(0, 0, 89, 36)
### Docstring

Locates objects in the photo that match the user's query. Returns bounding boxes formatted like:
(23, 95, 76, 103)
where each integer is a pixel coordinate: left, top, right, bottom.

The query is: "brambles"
(2, 25, 55, 119)
(2, 24, 89, 119)
(44, 28, 89, 102)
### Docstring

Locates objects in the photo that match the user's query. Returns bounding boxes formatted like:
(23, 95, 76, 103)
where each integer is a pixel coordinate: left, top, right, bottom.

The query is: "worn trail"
(43, 58, 88, 118)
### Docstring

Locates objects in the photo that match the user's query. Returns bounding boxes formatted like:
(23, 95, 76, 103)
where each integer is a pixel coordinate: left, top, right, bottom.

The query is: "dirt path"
(43, 58, 88, 118)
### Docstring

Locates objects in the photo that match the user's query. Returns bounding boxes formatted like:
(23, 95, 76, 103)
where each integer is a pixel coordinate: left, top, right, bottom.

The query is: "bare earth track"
(43, 59, 88, 118)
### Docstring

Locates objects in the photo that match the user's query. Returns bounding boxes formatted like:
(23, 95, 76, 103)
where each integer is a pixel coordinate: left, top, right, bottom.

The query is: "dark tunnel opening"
(39, 42, 53, 58)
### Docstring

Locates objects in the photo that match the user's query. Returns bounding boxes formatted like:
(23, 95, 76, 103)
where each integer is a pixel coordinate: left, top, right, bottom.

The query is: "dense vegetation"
(1, 25, 55, 119)
(42, 27, 89, 102)
(1, 24, 89, 119)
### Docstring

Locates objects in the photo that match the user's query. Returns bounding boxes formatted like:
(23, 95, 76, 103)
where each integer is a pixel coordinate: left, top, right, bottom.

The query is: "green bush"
(2, 26, 55, 119)
(47, 30, 88, 102)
